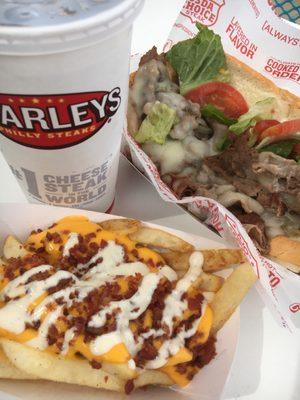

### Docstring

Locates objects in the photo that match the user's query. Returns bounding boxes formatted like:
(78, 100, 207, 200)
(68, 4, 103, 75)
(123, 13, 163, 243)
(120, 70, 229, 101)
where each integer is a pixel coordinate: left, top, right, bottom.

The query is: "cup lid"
(0, 0, 144, 55)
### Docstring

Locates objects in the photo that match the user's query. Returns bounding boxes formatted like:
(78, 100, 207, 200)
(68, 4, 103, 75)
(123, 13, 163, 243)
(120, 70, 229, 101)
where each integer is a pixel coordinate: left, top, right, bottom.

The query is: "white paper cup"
(0, 0, 144, 212)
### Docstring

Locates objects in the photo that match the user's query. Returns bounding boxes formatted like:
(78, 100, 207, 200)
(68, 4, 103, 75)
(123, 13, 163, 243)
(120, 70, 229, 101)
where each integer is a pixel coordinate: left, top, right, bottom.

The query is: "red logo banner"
(0, 88, 121, 149)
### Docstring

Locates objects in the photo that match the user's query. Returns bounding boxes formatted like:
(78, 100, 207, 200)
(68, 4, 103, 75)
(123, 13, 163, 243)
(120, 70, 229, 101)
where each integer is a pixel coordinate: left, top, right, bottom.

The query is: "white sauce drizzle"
(145, 252, 205, 369)
(61, 327, 76, 355)
(63, 233, 79, 257)
(0, 233, 206, 371)
(89, 273, 161, 356)
(27, 306, 63, 350)
(162, 252, 203, 333)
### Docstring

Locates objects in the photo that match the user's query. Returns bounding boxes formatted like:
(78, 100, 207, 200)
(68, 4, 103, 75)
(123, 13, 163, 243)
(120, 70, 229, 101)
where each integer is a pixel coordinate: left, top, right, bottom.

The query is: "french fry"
(0, 216, 256, 393)
(129, 228, 194, 253)
(162, 251, 192, 271)
(1, 339, 125, 392)
(162, 249, 244, 273)
(0, 346, 35, 380)
(99, 219, 141, 236)
(3, 235, 29, 260)
(135, 370, 173, 388)
(202, 249, 245, 272)
(101, 361, 136, 380)
(198, 273, 224, 292)
(210, 263, 257, 335)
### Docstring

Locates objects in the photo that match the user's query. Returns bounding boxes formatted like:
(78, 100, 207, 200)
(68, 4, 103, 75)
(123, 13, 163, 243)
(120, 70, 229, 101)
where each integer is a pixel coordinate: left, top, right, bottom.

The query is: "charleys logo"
(181, 0, 225, 26)
(0, 88, 121, 149)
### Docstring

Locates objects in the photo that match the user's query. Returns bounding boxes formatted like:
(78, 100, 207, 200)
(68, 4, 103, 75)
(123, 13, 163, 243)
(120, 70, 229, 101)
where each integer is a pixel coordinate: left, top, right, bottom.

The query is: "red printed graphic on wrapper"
(181, 0, 225, 27)
(226, 17, 258, 60)
(264, 58, 300, 85)
(261, 20, 300, 47)
(0, 89, 121, 150)
(289, 303, 300, 313)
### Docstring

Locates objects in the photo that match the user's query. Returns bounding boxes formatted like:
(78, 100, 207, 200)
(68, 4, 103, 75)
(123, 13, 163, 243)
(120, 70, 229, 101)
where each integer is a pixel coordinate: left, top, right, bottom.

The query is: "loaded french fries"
(0, 216, 256, 393)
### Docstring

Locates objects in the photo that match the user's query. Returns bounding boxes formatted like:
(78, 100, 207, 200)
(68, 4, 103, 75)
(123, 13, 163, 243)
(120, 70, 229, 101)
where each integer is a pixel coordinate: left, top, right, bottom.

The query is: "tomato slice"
(259, 119, 300, 142)
(254, 120, 279, 135)
(185, 82, 249, 118)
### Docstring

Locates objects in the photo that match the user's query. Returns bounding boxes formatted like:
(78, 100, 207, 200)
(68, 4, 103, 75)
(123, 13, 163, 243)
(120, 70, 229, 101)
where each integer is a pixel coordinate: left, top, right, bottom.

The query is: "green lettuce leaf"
(259, 139, 297, 158)
(134, 102, 177, 145)
(216, 134, 232, 151)
(229, 98, 276, 135)
(166, 23, 229, 95)
(201, 104, 237, 126)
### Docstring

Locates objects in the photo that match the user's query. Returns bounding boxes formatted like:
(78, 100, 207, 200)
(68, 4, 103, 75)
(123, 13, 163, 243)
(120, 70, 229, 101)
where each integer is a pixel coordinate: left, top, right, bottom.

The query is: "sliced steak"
(233, 211, 269, 254)
(204, 135, 299, 217)
(204, 135, 261, 197)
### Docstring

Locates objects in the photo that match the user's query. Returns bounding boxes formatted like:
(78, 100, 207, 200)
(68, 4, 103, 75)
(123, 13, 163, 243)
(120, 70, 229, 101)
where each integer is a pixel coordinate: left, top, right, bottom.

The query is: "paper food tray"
(0, 203, 239, 400)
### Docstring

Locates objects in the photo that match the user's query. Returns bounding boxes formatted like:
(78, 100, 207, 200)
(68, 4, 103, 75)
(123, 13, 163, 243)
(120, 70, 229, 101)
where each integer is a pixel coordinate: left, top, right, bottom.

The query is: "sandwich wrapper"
(0, 203, 239, 400)
(125, 0, 300, 332)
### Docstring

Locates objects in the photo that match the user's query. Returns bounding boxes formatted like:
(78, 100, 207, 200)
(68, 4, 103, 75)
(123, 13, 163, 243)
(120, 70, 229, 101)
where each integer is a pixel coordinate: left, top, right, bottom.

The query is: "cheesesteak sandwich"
(128, 24, 300, 273)
(0, 215, 256, 393)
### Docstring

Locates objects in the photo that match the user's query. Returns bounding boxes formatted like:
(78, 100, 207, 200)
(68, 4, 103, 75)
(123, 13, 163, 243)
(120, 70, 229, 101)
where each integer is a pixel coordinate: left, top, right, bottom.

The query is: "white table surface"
(0, 1, 299, 399)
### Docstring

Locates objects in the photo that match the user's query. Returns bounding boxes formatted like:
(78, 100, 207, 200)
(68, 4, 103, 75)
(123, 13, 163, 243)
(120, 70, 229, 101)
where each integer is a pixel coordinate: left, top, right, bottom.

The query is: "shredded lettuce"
(166, 23, 229, 95)
(229, 98, 276, 135)
(258, 139, 297, 158)
(201, 104, 237, 126)
(134, 102, 177, 145)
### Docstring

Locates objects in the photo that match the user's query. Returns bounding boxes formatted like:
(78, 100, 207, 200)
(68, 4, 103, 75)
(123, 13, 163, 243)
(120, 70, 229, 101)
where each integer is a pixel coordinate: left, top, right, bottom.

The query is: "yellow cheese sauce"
(0, 216, 214, 387)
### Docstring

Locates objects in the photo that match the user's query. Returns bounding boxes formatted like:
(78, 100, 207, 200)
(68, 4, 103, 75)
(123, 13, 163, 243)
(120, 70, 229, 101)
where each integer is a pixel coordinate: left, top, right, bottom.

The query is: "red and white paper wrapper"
(125, 1, 300, 331)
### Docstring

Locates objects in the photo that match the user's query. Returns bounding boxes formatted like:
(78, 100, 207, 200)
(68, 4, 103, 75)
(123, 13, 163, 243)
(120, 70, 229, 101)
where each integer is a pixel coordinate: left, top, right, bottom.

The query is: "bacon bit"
(46, 232, 53, 241)
(147, 258, 155, 268)
(47, 324, 59, 346)
(176, 363, 188, 374)
(55, 296, 65, 305)
(88, 242, 98, 251)
(69, 290, 79, 300)
(47, 277, 73, 295)
(52, 232, 63, 244)
(192, 336, 216, 368)
(100, 239, 108, 249)
(30, 228, 43, 235)
(131, 249, 138, 258)
(89, 257, 103, 269)
(124, 379, 135, 395)
(62, 230, 70, 234)
(85, 232, 96, 242)
(48, 223, 57, 229)
(35, 246, 45, 254)
(137, 341, 158, 361)
(90, 360, 102, 369)
(27, 269, 52, 283)
(73, 317, 86, 334)
(4, 254, 45, 280)
(187, 294, 204, 311)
